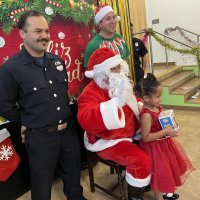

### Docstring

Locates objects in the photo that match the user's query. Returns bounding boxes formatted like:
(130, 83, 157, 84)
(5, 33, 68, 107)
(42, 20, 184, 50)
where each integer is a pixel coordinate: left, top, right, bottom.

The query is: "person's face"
(144, 85, 163, 107)
(99, 11, 117, 34)
(19, 16, 50, 57)
(111, 65, 121, 73)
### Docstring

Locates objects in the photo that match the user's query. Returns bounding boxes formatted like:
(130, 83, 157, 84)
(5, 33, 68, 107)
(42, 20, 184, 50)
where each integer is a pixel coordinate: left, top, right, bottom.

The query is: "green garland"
(0, 0, 95, 34)
(147, 28, 200, 67)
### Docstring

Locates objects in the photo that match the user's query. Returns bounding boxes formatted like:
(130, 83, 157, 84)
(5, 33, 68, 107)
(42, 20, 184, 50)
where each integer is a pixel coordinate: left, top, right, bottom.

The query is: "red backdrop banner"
(0, 16, 93, 96)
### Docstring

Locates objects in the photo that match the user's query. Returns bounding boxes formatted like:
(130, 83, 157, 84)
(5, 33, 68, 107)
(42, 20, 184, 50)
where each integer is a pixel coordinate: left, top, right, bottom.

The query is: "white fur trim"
(85, 55, 122, 78)
(84, 132, 133, 152)
(0, 128, 10, 143)
(93, 55, 122, 74)
(127, 95, 140, 121)
(95, 6, 114, 24)
(85, 70, 94, 78)
(100, 98, 125, 130)
(127, 96, 141, 134)
(116, 16, 121, 21)
(126, 171, 151, 187)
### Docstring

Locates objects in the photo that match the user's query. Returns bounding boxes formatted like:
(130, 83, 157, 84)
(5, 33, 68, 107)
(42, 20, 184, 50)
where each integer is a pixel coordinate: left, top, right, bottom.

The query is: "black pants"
(25, 120, 83, 200)
(135, 65, 144, 83)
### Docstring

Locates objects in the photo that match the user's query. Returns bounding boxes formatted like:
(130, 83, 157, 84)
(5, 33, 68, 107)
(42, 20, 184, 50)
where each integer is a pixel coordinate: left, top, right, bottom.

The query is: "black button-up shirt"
(0, 48, 72, 128)
(132, 37, 148, 67)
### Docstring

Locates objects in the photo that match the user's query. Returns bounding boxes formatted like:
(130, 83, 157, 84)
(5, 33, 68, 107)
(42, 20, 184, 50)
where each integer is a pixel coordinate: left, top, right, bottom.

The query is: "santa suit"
(78, 80, 151, 187)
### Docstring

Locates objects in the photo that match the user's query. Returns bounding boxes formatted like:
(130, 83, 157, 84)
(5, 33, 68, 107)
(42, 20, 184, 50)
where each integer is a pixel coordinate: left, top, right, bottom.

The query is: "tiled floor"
(17, 109, 200, 200)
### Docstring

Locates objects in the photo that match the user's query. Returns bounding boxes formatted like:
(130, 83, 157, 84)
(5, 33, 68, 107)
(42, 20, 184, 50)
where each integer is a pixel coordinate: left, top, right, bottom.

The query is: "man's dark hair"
(130, 22, 133, 27)
(17, 10, 43, 30)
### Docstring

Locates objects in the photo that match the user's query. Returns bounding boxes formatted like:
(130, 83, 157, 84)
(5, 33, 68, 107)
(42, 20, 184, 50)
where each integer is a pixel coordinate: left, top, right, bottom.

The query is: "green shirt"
(84, 32, 130, 68)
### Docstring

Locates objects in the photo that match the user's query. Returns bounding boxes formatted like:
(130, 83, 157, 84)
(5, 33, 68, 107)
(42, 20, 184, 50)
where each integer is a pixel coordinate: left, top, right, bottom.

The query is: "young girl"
(134, 73, 194, 200)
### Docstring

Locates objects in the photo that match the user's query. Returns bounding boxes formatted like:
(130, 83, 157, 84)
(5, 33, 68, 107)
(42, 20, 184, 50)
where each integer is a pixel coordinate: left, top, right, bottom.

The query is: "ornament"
(45, 7, 53, 15)
(10, 7, 28, 22)
(45, 0, 62, 8)
(69, 0, 74, 8)
(58, 32, 65, 39)
(0, 37, 5, 48)
(80, 6, 83, 11)
(2, 5, 8, 13)
(23, 0, 29, 2)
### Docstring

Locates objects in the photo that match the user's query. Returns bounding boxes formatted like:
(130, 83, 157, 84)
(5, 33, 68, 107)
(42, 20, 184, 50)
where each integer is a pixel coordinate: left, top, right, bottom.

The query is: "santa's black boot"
(128, 184, 145, 200)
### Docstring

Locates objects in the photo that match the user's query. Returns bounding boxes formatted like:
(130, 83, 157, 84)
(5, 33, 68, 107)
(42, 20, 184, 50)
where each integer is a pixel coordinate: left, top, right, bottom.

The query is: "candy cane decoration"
(45, 0, 63, 8)
(10, 7, 28, 22)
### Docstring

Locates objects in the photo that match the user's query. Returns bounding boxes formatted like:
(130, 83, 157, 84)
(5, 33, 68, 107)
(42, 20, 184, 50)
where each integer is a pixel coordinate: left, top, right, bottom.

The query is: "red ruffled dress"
(139, 107, 194, 193)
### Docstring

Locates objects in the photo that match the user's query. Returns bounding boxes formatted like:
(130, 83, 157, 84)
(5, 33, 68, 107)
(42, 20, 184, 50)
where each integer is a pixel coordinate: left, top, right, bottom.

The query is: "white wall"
(145, 0, 200, 65)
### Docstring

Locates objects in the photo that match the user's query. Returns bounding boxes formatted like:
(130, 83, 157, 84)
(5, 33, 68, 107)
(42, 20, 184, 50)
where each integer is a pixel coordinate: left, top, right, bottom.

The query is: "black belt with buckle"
(29, 120, 70, 133)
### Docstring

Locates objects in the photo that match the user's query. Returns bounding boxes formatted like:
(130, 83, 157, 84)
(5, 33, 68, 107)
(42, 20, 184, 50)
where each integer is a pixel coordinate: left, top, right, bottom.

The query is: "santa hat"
(0, 128, 21, 181)
(95, 4, 121, 24)
(85, 48, 123, 78)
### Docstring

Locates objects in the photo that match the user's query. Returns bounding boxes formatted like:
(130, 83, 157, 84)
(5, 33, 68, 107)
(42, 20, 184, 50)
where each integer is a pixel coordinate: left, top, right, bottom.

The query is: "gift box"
(158, 109, 176, 129)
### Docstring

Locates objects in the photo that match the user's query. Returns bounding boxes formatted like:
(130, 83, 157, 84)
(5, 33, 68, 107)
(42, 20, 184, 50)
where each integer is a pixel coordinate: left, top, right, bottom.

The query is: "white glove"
(115, 79, 126, 108)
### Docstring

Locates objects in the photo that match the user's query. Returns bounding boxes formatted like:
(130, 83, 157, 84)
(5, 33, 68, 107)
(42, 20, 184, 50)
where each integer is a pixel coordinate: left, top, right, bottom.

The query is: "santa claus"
(78, 47, 151, 200)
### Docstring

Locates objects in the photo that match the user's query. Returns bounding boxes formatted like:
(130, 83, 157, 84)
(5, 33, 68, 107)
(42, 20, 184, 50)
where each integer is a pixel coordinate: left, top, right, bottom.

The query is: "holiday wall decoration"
(0, 0, 96, 96)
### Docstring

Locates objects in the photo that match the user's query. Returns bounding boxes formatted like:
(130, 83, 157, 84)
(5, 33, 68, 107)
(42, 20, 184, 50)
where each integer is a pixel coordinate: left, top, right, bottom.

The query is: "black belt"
(29, 120, 71, 133)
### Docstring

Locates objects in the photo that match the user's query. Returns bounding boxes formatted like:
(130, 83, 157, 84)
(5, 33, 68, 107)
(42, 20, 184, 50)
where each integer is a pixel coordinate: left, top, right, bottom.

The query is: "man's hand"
(21, 126, 26, 143)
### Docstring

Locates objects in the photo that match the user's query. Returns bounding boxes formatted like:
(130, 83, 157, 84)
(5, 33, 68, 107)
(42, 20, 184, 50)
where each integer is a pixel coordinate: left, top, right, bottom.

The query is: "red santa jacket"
(78, 80, 141, 152)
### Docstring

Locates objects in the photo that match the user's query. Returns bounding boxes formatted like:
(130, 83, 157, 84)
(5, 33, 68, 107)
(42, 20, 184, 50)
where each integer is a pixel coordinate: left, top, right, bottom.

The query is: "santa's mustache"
(108, 73, 132, 99)
(37, 38, 49, 43)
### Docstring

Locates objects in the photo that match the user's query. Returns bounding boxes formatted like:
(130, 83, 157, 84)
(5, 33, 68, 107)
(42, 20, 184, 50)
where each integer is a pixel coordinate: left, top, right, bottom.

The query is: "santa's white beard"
(109, 73, 140, 120)
(108, 73, 133, 101)
(94, 71, 140, 119)
(94, 70, 110, 90)
(94, 71, 133, 101)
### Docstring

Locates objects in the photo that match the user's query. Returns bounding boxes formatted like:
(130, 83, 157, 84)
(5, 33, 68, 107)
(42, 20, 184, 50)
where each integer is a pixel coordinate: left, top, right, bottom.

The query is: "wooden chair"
(86, 150, 126, 200)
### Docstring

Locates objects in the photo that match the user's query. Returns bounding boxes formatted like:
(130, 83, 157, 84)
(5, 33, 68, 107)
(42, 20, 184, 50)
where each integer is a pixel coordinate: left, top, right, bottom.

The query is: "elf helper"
(78, 47, 151, 200)
(84, 4, 130, 69)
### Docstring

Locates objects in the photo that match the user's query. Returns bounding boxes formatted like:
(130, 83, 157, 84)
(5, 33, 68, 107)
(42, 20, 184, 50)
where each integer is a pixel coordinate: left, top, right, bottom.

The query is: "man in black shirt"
(131, 23, 148, 82)
(0, 10, 86, 200)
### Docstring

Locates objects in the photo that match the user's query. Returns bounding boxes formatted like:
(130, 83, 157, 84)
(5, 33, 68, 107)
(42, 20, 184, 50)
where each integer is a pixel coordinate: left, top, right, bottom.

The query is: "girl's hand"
(174, 122, 181, 132)
(164, 126, 180, 137)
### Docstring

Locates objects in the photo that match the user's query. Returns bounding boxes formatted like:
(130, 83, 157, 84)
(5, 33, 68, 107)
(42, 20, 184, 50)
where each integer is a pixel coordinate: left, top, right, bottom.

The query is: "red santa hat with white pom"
(85, 48, 127, 78)
(94, 4, 121, 24)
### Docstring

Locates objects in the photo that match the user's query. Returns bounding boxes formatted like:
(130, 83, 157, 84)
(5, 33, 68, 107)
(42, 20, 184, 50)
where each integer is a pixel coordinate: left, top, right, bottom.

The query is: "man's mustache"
(37, 38, 49, 42)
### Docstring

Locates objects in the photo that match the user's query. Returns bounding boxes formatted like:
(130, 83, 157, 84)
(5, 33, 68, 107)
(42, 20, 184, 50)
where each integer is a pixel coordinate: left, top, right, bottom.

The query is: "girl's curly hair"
(134, 73, 161, 98)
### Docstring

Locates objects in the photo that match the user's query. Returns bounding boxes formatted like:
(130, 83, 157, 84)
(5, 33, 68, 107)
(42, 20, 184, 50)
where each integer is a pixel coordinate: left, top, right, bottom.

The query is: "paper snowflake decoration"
(0, 145, 14, 161)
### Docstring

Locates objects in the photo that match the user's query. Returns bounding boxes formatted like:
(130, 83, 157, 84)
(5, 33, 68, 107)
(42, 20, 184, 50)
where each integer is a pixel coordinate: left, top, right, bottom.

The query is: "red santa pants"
(97, 141, 151, 187)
